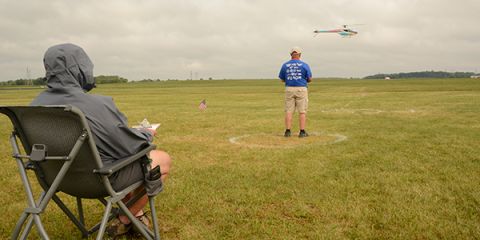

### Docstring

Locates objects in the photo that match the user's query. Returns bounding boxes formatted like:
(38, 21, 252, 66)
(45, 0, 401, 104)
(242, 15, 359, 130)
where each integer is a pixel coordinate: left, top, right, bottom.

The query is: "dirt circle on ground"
(321, 108, 384, 114)
(229, 132, 347, 148)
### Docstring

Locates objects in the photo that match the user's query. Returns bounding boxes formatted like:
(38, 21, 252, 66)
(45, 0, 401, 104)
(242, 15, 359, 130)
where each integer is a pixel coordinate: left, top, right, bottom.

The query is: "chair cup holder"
(145, 176, 163, 197)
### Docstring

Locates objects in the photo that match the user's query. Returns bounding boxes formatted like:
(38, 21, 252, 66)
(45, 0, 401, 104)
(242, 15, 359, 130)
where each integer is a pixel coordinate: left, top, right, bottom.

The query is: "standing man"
(279, 46, 312, 138)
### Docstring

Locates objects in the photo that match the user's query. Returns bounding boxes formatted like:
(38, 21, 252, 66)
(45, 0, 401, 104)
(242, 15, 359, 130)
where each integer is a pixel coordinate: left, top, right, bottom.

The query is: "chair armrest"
(94, 144, 156, 175)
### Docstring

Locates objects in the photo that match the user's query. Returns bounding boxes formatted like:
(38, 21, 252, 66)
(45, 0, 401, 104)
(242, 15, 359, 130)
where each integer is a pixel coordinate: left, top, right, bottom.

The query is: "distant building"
(471, 75, 480, 78)
(385, 77, 390, 79)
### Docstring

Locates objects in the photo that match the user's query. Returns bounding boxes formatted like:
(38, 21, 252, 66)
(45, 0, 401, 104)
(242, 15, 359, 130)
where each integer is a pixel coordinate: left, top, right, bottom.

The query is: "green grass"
(1, 78, 480, 239)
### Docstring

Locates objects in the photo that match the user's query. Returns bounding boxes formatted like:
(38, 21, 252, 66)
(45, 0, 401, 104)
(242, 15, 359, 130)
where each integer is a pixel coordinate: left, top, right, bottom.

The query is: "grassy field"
(1, 78, 479, 239)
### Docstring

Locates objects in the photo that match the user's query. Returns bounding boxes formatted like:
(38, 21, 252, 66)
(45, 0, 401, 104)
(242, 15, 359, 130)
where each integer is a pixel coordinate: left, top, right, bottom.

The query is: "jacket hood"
(44, 43, 96, 92)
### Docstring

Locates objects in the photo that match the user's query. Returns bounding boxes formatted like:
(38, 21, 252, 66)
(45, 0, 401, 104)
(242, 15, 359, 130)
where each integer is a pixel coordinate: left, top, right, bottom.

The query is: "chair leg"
(16, 214, 49, 240)
(11, 212, 29, 240)
(11, 191, 51, 240)
(88, 208, 118, 235)
(88, 198, 119, 235)
(123, 189, 158, 238)
(149, 196, 161, 240)
(19, 216, 34, 240)
(117, 201, 153, 240)
(98, 197, 108, 206)
(31, 214, 49, 240)
(11, 141, 46, 239)
(77, 198, 84, 226)
(76, 198, 88, 238)
(49, 194, 89, 238)
(95, 200, 113, 240)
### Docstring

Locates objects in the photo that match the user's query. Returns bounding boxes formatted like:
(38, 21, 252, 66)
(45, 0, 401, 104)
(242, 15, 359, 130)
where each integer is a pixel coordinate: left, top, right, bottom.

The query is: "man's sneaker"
(105, 218, 132, 239)
(131, 213, 151, 237)
(285, 130, 291, 137)
(299, 131, 309, 138)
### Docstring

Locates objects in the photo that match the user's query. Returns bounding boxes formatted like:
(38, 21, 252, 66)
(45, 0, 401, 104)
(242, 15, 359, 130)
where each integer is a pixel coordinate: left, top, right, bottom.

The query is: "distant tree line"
(0, 75, 128, 86)
(0, 77, 45, 86)
(94, 75, 128, 84)
(134, 77, 212, 82)
(363, 71, 477, 79)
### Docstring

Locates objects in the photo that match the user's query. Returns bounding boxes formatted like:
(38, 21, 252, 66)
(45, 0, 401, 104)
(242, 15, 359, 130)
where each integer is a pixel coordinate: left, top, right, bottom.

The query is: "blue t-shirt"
(278, 59, 312, 87)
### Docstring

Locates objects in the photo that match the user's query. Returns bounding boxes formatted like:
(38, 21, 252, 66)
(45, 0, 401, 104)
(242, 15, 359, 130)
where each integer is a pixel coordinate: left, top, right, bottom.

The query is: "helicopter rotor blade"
(343, 24, 366, 28)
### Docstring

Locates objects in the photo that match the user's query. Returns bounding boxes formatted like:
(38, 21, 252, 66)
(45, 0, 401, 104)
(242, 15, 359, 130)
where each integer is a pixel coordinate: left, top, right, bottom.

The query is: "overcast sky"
(1, 0, 479, 81)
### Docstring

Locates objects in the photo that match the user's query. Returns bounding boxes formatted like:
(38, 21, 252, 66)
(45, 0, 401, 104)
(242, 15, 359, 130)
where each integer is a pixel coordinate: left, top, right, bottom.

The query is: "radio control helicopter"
(313, 24, 364, 37)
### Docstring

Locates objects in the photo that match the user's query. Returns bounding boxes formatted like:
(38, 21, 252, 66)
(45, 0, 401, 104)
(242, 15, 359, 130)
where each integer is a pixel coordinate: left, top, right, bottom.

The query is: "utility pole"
(26, 67, 32, 85)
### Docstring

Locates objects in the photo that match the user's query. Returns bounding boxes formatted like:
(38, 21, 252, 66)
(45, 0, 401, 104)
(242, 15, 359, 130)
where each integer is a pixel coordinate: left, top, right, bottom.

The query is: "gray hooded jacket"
(29, 43, 153, 164)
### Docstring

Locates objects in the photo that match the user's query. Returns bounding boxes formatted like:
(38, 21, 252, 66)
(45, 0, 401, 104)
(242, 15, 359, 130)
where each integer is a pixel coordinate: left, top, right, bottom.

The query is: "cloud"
(1, 0, 479, 81)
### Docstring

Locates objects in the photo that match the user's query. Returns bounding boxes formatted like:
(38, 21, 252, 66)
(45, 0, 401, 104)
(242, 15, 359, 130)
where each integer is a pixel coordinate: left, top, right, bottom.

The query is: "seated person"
(29, 43, 171, 238)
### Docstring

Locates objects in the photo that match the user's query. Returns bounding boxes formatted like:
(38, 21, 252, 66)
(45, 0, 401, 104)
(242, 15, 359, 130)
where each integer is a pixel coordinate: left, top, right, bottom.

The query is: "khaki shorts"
(285, 87, 308, 114)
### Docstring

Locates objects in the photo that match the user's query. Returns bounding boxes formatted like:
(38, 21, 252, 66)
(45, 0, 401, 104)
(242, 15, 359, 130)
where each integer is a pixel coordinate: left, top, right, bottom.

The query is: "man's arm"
(307, 77, 312, 83)
(281, 79, 285, 82)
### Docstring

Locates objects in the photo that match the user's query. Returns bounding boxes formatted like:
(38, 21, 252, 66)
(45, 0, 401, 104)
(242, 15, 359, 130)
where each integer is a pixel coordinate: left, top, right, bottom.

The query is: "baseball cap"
(290, 46, 301, 54)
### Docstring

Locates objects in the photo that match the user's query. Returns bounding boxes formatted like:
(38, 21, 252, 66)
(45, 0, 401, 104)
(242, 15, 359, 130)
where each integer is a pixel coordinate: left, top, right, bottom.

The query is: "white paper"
(150, 123, 161, 130)
(132, 122, 161, 130)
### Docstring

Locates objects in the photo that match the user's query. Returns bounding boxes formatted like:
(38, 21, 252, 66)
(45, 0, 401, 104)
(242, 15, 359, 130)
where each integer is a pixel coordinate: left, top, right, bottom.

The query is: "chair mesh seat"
(15, 107, 108, 198)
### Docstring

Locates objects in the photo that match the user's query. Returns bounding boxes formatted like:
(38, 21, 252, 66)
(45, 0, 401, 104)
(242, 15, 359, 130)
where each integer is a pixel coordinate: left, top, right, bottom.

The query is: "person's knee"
(150, 150, 171, 175)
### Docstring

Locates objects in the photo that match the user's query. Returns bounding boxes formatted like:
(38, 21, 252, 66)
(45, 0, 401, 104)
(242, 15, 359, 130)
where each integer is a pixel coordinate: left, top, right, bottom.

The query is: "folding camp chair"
(0, 105, 162, 240)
